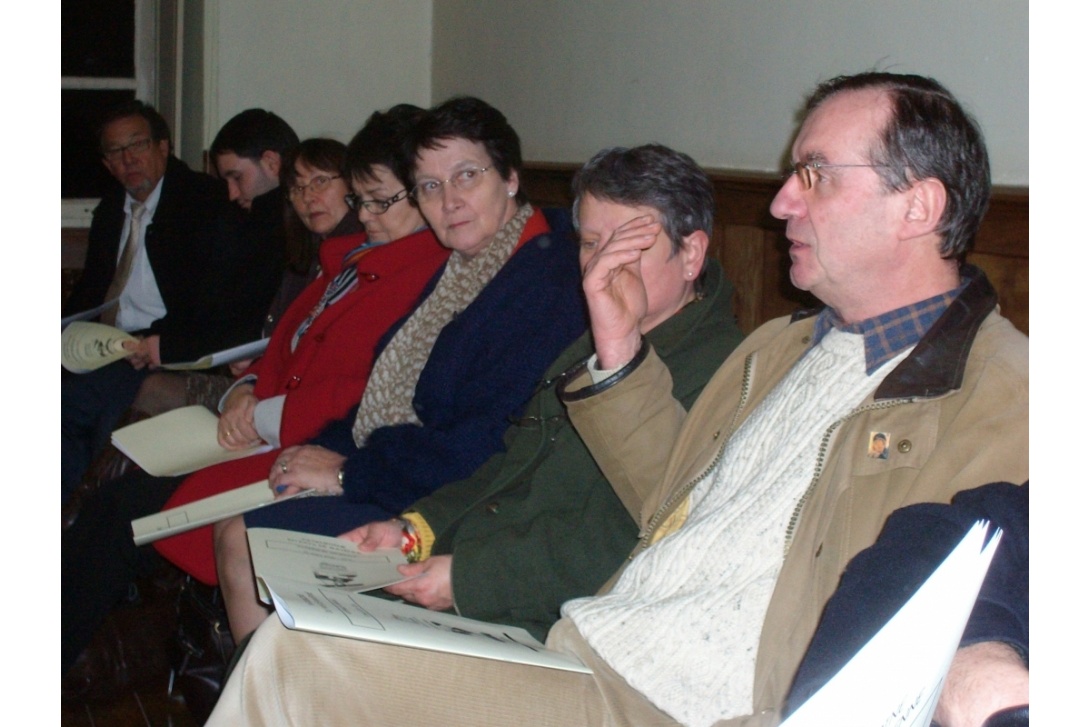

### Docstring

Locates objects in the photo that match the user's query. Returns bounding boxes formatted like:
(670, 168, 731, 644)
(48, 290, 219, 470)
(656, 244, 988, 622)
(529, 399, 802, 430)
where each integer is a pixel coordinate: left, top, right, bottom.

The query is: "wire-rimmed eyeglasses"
(288, 174, 342, 200)
(102, 137, 154, 162)
(786, 161, 890, 191)
(410, 166, 492, 203)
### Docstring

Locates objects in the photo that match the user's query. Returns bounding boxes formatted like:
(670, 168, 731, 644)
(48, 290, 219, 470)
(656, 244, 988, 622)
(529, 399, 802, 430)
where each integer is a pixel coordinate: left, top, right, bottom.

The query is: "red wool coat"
(153, 228, 448, 583)
(241, 227, 448, 446)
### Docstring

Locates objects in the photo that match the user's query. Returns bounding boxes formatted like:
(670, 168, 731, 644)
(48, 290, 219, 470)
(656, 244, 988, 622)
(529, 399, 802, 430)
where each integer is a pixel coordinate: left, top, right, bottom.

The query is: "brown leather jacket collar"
(790, 265, 997, 401)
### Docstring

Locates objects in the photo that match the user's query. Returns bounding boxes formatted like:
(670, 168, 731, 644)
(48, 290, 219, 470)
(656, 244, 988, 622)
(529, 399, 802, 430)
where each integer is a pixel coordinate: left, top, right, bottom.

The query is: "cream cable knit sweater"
(564, 329, 910, 726)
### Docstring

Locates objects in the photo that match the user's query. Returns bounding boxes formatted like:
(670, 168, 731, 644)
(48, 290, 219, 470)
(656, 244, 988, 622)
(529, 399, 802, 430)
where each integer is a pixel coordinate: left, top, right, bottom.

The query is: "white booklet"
(249, 528, 592, 674)
(61, 320, 269, 373)
(111, 405, 273, 476)
(781, 521, 1002, 727)
(160, 337, 270, 371)
(61, 321, 136, 372)
(130, 481, 313, 546)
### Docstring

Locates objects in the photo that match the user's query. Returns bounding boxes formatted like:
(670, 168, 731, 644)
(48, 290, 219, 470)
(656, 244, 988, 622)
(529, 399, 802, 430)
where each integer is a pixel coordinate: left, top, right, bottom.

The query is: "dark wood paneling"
(521, 163, 1029, 335)
(61, 168, 1028, 335)
(62, 227, 90, 269)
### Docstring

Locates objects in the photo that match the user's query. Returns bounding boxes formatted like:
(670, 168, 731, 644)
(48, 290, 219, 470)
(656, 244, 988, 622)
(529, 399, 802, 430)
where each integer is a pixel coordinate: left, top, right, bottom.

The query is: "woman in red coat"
(153, 106, 448, 584)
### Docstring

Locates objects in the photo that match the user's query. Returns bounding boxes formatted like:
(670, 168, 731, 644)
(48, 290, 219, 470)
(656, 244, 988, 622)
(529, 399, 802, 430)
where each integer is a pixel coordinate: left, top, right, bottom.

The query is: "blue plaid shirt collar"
(811, 279, 968, 375)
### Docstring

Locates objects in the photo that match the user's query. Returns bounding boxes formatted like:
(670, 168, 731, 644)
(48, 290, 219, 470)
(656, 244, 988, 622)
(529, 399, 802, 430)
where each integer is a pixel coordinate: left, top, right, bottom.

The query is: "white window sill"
(62, 199, 99, 229)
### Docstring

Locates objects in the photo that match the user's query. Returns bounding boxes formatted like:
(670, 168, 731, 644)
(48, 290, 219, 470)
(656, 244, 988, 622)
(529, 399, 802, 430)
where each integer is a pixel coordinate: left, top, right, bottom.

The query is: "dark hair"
(806, 72, 990, 259)
(281, 138, 350, 187)
(572, 144, 714, 259)
(346, 104, 426, 188)
(280, 138, 351, 274)
(407, 96, 526, 204)
(210, 108, 299, 162)
(97, 100, 171, 150)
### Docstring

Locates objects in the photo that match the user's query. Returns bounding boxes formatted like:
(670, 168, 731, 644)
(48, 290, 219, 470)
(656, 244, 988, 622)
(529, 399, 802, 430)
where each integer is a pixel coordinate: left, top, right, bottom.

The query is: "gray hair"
(571, 144, 714, 256)
(806, 72, 990, 258)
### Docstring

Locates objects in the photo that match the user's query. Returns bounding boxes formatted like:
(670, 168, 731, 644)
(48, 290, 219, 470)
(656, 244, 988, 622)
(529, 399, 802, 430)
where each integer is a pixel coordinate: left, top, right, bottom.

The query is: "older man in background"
(62, 101, 281, 502)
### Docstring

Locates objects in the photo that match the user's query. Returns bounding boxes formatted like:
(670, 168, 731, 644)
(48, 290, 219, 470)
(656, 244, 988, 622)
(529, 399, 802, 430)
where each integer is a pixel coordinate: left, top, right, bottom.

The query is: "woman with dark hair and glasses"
(63, 110, 450, 678)
(154, 98, 587, 641)
(124, 138, 367, 418)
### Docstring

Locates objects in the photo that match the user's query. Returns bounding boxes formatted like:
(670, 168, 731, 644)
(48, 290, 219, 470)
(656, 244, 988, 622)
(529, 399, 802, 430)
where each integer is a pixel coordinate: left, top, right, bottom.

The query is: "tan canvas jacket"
(559, 266, 1029, 725)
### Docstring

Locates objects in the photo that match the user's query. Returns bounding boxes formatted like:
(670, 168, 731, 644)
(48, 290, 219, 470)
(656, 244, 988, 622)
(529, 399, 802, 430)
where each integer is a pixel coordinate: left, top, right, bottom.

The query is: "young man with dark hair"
(197, 109, 300, 357)
(210, 108, 299, 210)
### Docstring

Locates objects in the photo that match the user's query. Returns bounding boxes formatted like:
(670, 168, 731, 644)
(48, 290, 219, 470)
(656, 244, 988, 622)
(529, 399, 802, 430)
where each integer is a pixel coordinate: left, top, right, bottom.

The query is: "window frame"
(61, 0, 157, 228)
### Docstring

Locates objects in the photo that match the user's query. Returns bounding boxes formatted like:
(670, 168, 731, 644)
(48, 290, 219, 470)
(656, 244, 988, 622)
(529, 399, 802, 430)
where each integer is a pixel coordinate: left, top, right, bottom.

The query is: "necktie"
(102, 202, 146, 326)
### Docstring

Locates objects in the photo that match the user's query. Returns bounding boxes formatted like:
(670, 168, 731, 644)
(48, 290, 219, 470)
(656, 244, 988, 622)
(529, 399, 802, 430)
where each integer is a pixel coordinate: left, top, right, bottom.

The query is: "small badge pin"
(867, 431, 889, 460)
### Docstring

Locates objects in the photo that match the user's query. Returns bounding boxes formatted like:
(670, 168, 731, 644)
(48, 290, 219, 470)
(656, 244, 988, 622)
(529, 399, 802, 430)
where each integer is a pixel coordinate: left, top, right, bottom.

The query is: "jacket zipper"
(781, 397, 913, 555)
(632, 351, 757, 557)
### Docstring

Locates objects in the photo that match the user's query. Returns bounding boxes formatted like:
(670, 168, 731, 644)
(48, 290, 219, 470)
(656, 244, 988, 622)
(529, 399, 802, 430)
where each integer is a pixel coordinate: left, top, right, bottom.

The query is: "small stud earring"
(507, 190, 515, 198)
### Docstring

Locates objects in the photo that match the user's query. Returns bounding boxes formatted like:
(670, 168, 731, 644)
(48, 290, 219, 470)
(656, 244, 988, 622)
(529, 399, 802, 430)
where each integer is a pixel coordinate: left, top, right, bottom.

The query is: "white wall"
(432, 1, 1028, 185)
(200, 1, 1027, 184)
(204, 0, 433, 144)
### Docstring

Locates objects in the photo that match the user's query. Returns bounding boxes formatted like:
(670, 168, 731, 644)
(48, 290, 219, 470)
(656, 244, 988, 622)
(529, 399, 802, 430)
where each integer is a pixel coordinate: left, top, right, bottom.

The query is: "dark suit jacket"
(64, 156, 283, 363)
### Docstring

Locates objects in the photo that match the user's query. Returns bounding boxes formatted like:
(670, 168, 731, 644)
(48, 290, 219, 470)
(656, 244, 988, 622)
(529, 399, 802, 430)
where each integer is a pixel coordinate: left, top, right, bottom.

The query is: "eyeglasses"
(345, 188, 409, 215)
(288, 174, 341, 200)
(101, 137, 154, 162)
(410, 166, 492, 203)
(787, 161, 890, 191)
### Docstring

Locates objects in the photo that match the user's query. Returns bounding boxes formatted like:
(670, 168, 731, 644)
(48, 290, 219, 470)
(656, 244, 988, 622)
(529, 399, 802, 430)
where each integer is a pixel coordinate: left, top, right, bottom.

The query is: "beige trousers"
(208, 615, 681, 726)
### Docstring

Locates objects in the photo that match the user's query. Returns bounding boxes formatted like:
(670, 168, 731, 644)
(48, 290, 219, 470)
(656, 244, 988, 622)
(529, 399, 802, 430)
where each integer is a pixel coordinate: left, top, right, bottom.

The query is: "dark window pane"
(62, 89, 136, 198)
(62, 0, 135, 78)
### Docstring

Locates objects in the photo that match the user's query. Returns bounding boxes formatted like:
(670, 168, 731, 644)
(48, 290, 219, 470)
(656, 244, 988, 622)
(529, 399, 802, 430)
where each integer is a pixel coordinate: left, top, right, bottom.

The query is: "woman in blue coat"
(212, 97, 587, 639)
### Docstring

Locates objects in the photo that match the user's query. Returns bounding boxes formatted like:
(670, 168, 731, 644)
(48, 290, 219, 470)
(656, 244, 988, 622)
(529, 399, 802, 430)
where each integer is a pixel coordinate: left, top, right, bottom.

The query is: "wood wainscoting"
(521, 163, 1029, 337)
(60, 167, 1028, 337)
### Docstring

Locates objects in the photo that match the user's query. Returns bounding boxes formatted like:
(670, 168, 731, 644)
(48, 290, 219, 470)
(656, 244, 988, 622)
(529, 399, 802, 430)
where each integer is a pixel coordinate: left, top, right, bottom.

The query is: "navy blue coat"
(785, 480, 1029, 715)
(248, 208, 588, 533)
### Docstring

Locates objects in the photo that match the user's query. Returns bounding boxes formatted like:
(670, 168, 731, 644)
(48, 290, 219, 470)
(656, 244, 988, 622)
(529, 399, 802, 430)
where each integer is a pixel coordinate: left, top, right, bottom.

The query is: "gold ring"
(279, 461, 288, 474)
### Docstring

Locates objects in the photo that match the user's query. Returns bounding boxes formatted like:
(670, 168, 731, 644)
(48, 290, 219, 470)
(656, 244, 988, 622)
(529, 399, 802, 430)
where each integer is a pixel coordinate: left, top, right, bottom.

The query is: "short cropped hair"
(346, 104, 426, 187)
(210, 108, 299, 162)
(97, 100, 171, 150)
(407, 96, 526, 204)
(806, 72, 990, 259)
(571, 144, 714, 258)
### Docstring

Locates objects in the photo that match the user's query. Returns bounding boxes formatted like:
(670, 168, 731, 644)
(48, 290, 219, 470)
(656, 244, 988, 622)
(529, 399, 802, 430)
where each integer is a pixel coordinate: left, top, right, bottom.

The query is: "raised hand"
(579, 214, 661, 368)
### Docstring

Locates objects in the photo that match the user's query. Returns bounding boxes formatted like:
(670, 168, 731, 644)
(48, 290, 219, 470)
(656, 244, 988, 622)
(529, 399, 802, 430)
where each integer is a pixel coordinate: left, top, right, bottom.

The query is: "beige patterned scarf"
(351, 203, 532, 446)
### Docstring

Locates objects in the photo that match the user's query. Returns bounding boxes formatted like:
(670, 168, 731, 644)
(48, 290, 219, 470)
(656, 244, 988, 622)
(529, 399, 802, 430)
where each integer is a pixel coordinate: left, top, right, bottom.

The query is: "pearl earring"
(507, 190, 515, 198)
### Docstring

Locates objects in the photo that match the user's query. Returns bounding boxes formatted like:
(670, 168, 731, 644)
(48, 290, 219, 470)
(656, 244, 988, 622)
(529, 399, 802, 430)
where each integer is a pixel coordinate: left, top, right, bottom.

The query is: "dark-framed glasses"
(410, 166, 492, 203)
(101, 137, 154, 162)
(345, 188, 409, 215)
(289, 174, 341, 200)
(786, 161, 890, 191)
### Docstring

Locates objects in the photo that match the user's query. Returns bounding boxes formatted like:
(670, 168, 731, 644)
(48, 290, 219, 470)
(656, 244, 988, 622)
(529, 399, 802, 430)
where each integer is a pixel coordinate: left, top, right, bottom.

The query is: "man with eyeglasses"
(208, 73, 1027, 727)
(63, 101, 285, 504)
(553, 71, 1028, 725)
